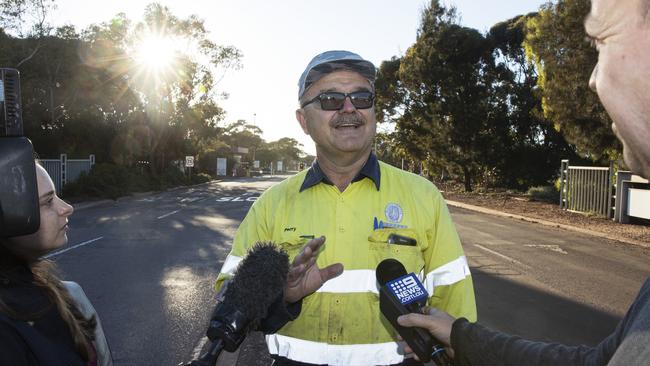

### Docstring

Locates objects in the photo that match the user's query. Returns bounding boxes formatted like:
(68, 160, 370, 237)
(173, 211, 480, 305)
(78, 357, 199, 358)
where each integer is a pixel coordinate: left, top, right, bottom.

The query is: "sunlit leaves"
(524, 0, 619, 161)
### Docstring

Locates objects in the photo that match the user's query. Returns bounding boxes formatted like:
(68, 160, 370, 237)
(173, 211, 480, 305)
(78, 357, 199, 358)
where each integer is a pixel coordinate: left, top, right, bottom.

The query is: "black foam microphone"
(186, 242, 289, 366)
(376, 258, 453, 366)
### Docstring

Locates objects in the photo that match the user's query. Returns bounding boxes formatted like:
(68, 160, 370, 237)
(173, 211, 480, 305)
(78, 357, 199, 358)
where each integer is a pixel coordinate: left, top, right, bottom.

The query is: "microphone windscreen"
(223, 242, 289, 322)
(376, 258, 407, 285)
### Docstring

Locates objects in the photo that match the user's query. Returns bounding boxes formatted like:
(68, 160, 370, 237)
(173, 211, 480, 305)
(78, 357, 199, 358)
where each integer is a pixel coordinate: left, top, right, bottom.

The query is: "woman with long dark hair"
(0, 162, 112, 365)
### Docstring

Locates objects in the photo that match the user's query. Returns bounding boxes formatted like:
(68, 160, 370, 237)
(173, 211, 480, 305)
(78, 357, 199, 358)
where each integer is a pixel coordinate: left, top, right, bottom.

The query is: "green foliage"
(0, 0, 56, 37)
(374, 132, 406, 168)
(524, 0, 620, 161)
(62, 163, 140, 200)
(554, 177, 562, 192)
(255, 137, 305, 169)
(1, 3, 243, 173)
(375, 1, 589, 191)
(526, 185, 559, 203)
(62, 163, 212, 200)
(191, 173, 212, 184)
(377, 0, 506, 192)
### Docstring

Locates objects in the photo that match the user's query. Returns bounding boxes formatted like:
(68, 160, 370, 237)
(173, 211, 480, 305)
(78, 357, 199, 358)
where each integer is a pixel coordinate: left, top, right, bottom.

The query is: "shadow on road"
(472, 267, 622, 346)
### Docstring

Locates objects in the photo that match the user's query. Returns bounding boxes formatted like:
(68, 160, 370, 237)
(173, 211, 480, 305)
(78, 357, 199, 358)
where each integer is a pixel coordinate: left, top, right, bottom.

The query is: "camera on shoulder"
(0, 68, 40, 237)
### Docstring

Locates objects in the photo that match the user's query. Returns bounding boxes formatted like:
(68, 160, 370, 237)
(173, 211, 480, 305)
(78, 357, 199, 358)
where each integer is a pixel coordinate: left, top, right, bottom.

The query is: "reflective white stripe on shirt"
(266, 333, 406, 365)
(220, 255, 242, 276)
(317, 257, 470, 295)
(222, 256, 468, 294)
(316, 269, 379, 294)
(424, 255, 471, 294)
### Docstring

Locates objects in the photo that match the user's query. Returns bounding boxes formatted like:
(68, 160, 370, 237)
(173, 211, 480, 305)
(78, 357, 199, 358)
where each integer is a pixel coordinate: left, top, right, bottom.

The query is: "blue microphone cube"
(386, 273, 428, 306)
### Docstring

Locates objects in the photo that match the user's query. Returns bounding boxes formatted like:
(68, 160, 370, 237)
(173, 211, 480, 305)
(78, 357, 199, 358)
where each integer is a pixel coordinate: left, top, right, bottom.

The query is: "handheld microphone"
(376, 258, 453, 366)
(186, 242, 289, 366)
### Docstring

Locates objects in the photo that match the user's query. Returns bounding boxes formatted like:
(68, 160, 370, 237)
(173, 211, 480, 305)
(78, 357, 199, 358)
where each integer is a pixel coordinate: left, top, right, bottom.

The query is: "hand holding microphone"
(376, 258, 454, 366)
(185, 242, 289, 366)
(186, 237, 343, 366)
(397, 307, 456, 359)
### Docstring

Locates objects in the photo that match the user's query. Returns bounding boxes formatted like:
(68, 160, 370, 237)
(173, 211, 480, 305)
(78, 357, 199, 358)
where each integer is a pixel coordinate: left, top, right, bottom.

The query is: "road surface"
(49, 177, 649, 365)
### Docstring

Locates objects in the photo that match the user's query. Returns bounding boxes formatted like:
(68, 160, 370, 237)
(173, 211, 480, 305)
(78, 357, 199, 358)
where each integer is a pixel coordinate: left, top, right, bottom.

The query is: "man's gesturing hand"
(284, 236, 344, 304)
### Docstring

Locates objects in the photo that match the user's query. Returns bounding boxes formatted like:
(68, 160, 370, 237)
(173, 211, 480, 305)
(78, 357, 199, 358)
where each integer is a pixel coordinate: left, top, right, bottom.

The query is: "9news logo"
(387, 273, 429, 305)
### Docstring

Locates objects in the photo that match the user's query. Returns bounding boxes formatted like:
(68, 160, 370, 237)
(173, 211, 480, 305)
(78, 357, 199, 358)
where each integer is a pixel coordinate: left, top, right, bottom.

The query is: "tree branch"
(16, 41, 42, 67)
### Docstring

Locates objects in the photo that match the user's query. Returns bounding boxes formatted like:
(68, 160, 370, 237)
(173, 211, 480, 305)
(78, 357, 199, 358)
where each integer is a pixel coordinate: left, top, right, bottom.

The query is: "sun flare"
(133, 34, 178, 72)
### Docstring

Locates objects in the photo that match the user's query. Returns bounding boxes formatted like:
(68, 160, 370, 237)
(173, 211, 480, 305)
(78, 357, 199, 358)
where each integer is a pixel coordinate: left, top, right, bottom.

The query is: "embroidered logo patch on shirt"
(385, 203, 403, 223)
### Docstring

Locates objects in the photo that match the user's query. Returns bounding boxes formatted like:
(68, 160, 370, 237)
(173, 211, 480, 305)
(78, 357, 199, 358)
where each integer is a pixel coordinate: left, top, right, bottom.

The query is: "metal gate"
(559, 159, 614, 218)
(40, 154, 95, 193)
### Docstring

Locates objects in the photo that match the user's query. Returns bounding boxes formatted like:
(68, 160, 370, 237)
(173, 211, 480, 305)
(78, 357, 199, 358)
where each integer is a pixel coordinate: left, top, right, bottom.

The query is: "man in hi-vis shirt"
(216, 50, 476, 366)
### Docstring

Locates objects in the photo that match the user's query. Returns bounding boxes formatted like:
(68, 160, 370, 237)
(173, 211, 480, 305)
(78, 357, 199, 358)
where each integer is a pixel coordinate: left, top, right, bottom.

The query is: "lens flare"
(133, 34, 178, 72)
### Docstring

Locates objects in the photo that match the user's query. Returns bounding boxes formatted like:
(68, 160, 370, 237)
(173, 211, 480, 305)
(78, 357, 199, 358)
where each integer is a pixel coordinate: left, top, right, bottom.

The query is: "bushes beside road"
(62, 163, 212, 201)
(526, 185, 560, 203)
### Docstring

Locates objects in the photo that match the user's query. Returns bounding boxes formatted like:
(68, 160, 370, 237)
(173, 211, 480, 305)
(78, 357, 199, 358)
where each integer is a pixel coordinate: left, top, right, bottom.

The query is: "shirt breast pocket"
(278, 235, 308, 262)
(368, 228, 424, 274)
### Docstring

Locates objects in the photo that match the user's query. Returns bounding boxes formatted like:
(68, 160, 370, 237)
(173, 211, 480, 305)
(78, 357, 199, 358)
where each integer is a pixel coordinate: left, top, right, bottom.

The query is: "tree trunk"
(462, 166, 473, 192)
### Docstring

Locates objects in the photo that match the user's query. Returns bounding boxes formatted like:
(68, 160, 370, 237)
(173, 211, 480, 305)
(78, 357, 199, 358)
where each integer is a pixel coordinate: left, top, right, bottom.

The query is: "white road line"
(191, 337, 209, 360)
(525, 244, 568, 255)
(43, 237, 104, 259)
(157, 209, 181, 219)
(180, 197, 201, 203)
(474, 244, 530, 268)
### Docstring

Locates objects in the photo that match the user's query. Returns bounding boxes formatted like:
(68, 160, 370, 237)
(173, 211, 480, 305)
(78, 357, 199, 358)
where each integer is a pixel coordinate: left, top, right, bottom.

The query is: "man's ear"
(296, 109, 310, 135)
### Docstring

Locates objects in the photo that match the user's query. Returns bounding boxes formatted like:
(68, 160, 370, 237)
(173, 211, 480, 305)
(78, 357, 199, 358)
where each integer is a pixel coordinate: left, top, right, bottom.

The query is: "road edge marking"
(157, 209, 181, 220)
(43, 236, 104, 259)
(474, 244, 530, 269)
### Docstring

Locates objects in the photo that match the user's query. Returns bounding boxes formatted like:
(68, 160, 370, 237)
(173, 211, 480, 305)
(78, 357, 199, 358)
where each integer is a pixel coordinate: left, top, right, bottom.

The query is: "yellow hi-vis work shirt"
(216, 160, 476, 365)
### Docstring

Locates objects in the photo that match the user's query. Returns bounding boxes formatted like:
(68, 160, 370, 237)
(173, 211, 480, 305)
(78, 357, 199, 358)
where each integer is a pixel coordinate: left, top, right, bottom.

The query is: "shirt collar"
(300, 152, 380, 192)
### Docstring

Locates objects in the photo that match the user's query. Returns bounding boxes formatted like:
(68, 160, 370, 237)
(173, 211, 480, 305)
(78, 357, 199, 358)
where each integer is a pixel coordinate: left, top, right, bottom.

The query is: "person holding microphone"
(397, 0, 650, 365)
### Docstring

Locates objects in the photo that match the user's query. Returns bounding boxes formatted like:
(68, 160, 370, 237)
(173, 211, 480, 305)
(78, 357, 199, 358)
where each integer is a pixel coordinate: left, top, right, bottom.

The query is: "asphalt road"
(49, 176, 650, 365)
(52, 177, 280, 366)
(453, 206, 649, 345)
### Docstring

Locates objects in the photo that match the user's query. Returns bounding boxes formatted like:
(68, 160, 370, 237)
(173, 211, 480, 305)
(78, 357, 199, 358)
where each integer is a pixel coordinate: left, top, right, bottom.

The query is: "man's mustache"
(332, 114, 364, 127)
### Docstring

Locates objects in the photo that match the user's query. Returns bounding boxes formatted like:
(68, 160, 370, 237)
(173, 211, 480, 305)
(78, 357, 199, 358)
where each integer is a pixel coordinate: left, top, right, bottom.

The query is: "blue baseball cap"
(297, 50, 376, 100)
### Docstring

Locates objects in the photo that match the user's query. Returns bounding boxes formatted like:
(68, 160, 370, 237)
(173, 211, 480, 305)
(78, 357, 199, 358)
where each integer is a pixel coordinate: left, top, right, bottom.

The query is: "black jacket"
(0, 265, 85, 366)
(451, 277, 650, 366)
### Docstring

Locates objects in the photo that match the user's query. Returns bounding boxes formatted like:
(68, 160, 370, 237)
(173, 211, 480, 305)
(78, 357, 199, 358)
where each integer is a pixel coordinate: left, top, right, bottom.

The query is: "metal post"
(560, 160, 568, 209)
(615, 171, 633, 222)
(564, 167, 575, 210)
(577, 169, 582, 212)
(607, 161, 615, 219)
(60, 154, 67, 190)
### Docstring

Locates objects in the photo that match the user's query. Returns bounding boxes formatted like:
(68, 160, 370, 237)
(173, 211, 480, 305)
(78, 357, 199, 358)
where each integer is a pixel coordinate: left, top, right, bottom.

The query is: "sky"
(51, 0, 550, 155)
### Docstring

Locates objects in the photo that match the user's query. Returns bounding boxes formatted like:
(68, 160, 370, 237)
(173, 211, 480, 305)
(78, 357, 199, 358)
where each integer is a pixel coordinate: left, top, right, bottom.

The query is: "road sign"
(216, 158, 227, 176)
(185, 156, 194, 167)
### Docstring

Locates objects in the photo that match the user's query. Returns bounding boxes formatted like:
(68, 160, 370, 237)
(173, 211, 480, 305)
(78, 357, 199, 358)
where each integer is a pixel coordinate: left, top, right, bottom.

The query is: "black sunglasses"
(301, 91, 375, 111)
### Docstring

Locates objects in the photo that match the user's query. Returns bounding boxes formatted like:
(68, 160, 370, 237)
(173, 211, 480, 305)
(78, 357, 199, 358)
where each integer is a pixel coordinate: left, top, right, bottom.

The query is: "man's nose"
(589, 63, 598, 92)
(340, 96, 357, 113)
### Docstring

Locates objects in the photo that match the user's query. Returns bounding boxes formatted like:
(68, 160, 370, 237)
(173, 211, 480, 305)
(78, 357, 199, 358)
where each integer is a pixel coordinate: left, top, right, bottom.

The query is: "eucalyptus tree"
(524, 0, 619, 161)
(378, 0, 501, 191)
